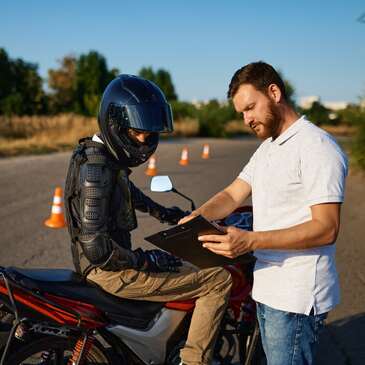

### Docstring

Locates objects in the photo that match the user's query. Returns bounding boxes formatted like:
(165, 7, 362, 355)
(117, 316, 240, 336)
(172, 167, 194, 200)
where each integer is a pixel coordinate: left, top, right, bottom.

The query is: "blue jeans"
(256, 302, 327, 365)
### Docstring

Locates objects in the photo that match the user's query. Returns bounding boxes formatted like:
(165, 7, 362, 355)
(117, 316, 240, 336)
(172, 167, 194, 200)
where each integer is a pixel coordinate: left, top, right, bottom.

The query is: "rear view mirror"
(150, 176, 173, 192)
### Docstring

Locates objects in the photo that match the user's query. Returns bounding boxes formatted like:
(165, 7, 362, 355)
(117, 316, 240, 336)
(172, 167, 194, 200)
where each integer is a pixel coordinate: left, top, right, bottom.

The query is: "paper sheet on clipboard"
(144, 215, 252, 268)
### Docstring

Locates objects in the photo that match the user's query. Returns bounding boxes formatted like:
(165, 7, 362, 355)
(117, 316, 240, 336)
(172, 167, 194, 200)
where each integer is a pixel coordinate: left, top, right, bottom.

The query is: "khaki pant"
(87, 262, 232, 365)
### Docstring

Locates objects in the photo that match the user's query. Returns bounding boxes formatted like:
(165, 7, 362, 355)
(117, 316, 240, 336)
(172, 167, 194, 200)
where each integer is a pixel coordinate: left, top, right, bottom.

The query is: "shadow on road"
(316, 312, 365, 365)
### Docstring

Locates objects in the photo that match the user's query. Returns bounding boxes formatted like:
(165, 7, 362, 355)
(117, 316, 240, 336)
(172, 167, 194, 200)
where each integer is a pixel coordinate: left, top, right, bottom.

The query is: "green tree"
(342, 100, 365, 170)
(74, 51, 118, 116)
(337, 104, 364, 126)
(197, 99, 235, 137)
(0, 48, 46, 115)
(138, 66, 178, 101)
(0, 49, 13, 102)
(155, 69, 177, 101)
(350, 111, 365, 170)
(170, 101, 197, 120)
(303, 101, 330, 125)
(139, 66, 155, 83)
(278, 71, 296, 107)
(48, 55, 77, 113)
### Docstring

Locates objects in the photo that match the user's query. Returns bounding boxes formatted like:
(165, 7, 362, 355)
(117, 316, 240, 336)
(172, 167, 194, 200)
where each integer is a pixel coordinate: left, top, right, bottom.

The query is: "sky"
(1, 0, 364, 104)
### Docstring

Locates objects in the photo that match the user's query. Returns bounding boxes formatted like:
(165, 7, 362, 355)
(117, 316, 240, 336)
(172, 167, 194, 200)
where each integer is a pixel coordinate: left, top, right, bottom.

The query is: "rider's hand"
(160, 206, 189, 225)
(178, 211, 199, 225)
(143, 250, 183, 272)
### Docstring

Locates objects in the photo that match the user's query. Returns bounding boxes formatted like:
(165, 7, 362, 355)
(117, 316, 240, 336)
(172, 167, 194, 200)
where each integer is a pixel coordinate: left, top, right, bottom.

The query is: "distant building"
(299, 96, 348, 111)
(191, 99, 208, 109)
(323, 101, 349, 111)
(299, 96, 320, 109)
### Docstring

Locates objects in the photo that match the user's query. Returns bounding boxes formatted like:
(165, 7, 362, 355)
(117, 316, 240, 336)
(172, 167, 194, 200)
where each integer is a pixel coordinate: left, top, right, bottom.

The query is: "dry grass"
(170, 118, 199, 137)
(321, 124, 356, 136)
(225, 120, 252, 136)
(0, 114, 201, 157)
(0, 114, 98, 157)
(0, 115, 358, 157)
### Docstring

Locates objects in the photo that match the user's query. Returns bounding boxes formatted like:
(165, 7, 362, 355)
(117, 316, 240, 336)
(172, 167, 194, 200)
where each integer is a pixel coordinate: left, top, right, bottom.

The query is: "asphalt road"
(0, 137, 364, 364)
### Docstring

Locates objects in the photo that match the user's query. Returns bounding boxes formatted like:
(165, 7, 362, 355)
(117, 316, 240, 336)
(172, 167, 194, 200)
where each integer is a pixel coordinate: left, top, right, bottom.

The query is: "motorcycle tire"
(3, 335, 113, 365)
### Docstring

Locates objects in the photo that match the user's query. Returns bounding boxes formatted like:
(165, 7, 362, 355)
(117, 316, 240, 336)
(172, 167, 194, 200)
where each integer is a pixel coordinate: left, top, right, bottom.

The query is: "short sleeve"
(238, 147, 260, 186)
(301, 134, 348, 206)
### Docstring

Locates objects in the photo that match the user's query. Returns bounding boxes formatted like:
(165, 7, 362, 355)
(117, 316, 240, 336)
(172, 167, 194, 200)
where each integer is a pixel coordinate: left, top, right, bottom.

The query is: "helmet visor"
(124, 103, 173, 133)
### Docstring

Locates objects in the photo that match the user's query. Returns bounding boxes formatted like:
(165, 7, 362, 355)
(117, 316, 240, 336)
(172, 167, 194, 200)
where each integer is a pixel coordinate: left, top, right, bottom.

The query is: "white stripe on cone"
(181, 149, 188, 160)
(53, 196, 62, 204)
(51, 205, 62, 214)
(148, 157, 156, 168)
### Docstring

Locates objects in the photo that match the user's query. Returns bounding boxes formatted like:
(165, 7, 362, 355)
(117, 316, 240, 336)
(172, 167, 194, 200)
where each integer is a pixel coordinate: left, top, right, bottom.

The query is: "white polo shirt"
(238, 116, 348, 315)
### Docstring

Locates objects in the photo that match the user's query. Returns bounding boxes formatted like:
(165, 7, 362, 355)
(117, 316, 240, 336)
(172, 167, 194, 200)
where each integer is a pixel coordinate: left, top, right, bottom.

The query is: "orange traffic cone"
(145, 155, 157, 176)
(201, 144, 210, 159)
(179, 147, 189, 166)
(44, 187, 66, 228)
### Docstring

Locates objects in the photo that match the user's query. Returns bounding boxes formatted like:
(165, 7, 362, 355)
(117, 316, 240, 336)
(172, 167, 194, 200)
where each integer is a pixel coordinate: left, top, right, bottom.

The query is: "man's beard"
(253, 101, 281, 139)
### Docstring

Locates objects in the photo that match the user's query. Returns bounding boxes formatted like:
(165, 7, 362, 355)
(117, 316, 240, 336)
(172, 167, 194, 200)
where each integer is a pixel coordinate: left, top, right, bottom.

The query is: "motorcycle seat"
(5, 267, 165, 330)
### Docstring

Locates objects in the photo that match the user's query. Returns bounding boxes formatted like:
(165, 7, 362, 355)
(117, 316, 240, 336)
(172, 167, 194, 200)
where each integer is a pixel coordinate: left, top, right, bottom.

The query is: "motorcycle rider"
(64, 74, 232, 365)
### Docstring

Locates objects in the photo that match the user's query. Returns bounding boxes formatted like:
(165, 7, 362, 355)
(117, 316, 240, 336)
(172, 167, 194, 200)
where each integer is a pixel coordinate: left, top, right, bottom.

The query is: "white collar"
(92, 134, 104, 144)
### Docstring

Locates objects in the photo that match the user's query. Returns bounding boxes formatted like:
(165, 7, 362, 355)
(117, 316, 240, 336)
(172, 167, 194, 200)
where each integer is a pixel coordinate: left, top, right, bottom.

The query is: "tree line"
(0, 47, 364, 135)
(1, 47, 364, 168)
(0, 48, 178, 117)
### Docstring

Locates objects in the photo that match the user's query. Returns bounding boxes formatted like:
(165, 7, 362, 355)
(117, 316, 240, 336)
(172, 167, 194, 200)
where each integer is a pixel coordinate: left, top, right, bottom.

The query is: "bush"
(197, 100, 237, 137)
(301, 101, 330, 126)
(337, 104, 365, 126)
(350, 111, 365, 170)
(170, 101, 197, 120)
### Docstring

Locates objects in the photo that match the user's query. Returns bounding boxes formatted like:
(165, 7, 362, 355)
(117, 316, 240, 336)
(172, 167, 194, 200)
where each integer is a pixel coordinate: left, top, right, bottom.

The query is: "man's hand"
(178, 211, 200, 225)
(198, 226, 254, 258)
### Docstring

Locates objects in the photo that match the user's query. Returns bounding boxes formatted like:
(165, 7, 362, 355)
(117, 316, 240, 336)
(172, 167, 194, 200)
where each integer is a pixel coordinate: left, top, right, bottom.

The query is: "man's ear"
(267, 84, 282, 104)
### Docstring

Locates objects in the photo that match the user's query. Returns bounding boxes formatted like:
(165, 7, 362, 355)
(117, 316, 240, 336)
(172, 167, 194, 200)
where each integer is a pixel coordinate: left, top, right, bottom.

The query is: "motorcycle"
(0, 176, 265, 365)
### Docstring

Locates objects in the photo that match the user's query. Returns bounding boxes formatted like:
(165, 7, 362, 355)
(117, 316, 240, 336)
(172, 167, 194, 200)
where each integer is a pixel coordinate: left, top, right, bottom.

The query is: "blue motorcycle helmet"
(98, 74, 174, 167)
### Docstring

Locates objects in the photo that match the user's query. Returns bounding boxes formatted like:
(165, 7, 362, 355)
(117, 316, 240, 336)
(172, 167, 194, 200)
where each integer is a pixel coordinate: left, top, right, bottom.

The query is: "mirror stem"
(171, 188, 196, 211)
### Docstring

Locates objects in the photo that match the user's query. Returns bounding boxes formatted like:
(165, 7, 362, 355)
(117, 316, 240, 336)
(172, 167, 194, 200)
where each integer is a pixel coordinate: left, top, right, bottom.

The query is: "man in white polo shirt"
(179, 61, 348, 364)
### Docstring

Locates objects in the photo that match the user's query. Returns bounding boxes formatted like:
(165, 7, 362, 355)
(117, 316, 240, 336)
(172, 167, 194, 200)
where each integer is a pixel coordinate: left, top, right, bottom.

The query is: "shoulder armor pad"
(79, 152, 115, 232)
(85, 145, 108, 164)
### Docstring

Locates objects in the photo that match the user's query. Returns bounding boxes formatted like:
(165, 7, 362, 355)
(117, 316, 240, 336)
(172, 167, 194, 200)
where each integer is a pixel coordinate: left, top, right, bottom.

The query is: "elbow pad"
(79, 234, 145, 271)
(79, 233, 113, 266)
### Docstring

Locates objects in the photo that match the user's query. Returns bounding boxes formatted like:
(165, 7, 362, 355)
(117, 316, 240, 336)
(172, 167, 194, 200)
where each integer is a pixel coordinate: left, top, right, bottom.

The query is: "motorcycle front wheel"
(3, 336, 113, 365)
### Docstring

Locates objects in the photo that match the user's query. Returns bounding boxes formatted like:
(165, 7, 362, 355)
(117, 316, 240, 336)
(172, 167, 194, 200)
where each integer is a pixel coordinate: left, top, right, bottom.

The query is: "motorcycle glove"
(159, 206, 190, 225)
(135, 248, 183, 273)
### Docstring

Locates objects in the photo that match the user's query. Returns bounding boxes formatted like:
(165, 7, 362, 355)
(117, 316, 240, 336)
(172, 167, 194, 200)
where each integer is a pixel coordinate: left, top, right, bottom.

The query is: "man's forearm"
(253, 219, 338, 251)
(195, 178, 252, 221)
(195, 191, 240, 221)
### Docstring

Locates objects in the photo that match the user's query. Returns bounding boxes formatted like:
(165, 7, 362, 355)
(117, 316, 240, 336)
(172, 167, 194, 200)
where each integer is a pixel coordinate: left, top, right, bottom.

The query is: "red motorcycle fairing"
(0, 276, 107, 329)
(0, 267, 165, 330)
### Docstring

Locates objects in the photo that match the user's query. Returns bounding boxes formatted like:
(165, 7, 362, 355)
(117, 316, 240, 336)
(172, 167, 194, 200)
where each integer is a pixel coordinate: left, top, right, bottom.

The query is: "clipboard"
(144, 215, 253, 268)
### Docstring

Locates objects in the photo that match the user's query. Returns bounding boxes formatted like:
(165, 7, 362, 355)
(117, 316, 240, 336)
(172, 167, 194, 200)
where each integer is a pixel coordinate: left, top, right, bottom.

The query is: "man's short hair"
(227, 61, 288, 101)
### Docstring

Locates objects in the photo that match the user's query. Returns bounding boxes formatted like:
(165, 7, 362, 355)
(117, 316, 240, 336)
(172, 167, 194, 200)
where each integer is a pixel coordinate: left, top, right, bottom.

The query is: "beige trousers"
(87, 262, 232, 365)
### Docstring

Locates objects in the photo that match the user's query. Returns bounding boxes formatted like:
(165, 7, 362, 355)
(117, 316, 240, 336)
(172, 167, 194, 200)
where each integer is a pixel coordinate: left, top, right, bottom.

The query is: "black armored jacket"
(64, 137, 180, 276)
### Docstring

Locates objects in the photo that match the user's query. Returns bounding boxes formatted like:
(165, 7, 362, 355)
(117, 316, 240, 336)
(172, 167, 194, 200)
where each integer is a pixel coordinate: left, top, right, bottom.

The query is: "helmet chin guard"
(116, 130, 159, 167)
(98, 75, 173, 166)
